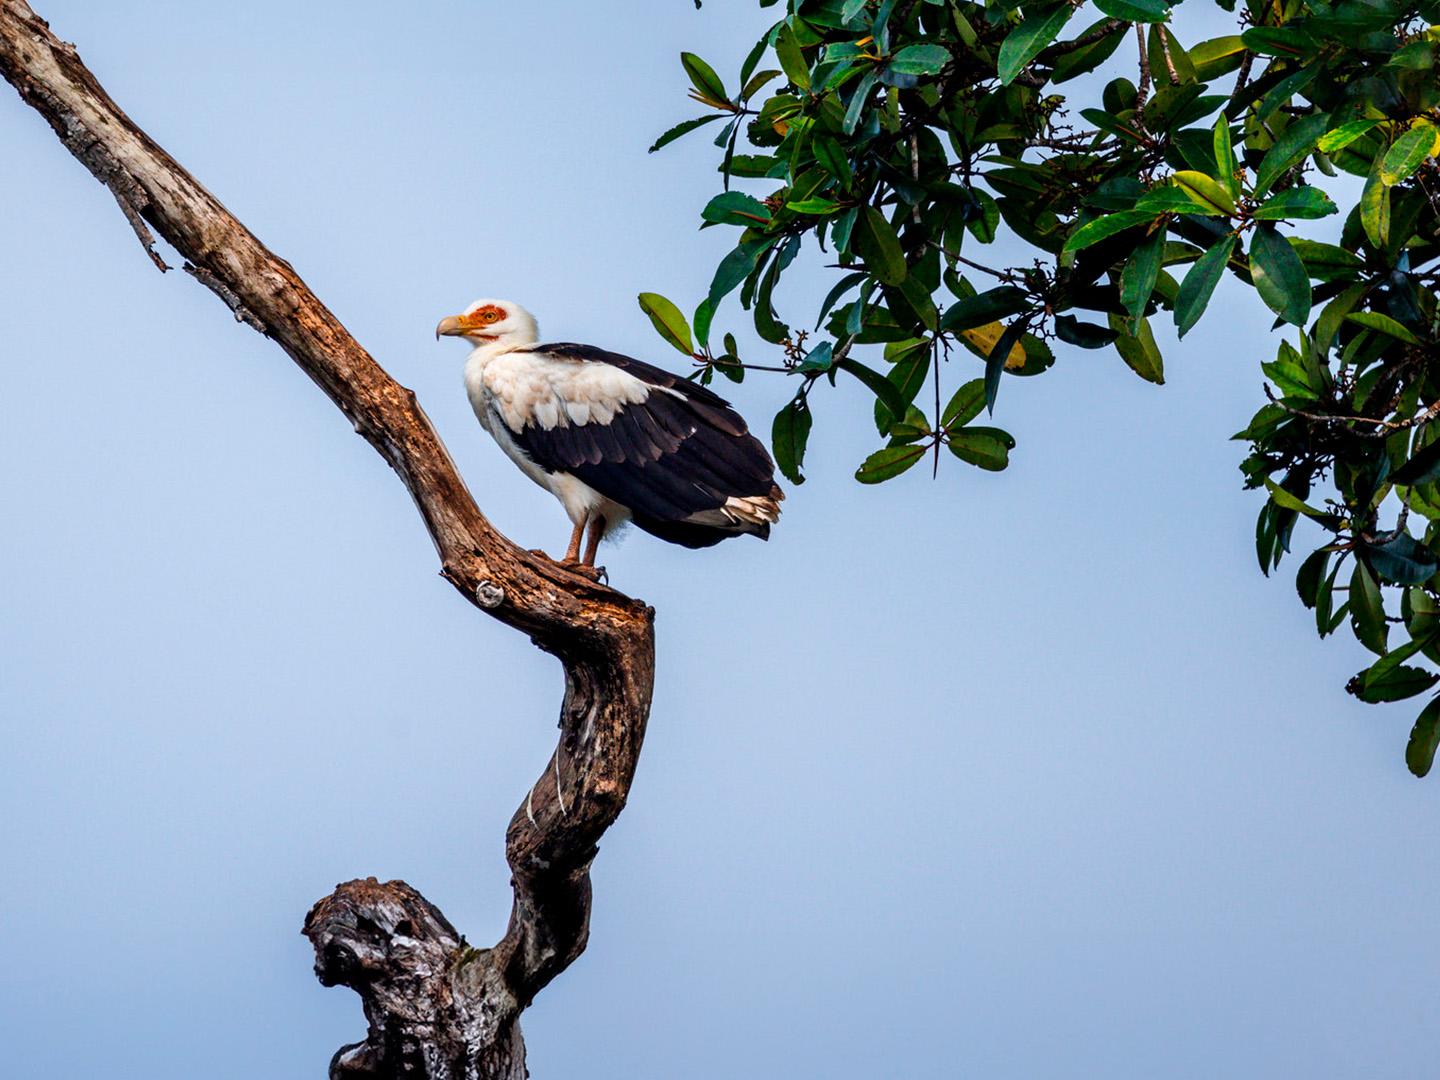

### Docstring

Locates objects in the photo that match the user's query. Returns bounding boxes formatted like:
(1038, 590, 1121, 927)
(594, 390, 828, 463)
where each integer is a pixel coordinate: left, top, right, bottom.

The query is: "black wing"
(506, 344, 780, 545)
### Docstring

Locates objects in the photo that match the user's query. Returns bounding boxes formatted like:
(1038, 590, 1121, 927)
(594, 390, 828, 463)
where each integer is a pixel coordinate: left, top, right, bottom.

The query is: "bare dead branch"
(0, 3, 656, 1076)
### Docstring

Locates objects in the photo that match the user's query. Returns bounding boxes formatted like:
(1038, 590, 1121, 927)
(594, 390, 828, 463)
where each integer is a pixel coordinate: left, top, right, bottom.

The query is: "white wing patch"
(481, 350, 652, 433)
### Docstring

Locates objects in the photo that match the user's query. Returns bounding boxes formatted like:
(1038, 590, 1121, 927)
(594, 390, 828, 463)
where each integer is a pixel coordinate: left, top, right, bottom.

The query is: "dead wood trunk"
(0, 3, 656, 1076)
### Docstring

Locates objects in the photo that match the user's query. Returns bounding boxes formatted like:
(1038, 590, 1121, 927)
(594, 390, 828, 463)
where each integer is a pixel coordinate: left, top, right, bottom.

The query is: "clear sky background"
(2, 3, 1437, 1078)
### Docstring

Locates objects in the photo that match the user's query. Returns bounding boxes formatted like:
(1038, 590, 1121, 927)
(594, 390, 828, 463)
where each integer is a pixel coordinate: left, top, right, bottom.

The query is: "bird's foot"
(559, 559, 608, 584)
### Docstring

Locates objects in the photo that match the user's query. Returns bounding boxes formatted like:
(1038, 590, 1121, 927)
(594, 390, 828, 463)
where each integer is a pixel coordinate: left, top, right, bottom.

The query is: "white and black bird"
(436, 299, 783, 573)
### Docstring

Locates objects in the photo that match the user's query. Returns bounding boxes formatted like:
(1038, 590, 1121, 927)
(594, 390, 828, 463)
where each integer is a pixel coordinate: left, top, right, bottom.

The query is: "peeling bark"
(0, 3, 656, 1076)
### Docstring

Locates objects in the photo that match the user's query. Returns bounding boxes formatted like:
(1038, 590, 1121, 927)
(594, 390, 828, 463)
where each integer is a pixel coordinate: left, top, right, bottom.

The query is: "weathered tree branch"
(0, 3, 656, 1075)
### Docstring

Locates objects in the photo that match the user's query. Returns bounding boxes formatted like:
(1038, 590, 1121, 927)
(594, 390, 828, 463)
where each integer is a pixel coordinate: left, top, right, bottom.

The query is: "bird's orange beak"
(435, 313, 482, 339)
(432, 312, 466, 338)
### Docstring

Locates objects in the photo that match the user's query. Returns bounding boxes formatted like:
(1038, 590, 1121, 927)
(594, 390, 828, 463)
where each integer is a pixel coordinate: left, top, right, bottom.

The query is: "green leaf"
(984, 319, 1028, 412)
(1252, 114, 1329, 197)
(941, 379, 986, 429)
(842, 68, 880, 134)
(649, 114, 724, 153)
(1108, 314, 1164, 384)
(772, 396, 813, 485)
(947, 426, 1015, 471)
(1171, 170, 1237, 215)
(1121, 228, 1165, 319)
(1093, 0, 1170, 21)
(1241, 26, 1318, 58)
(1174, 234, 1236, 338)
(1350, 559, 1389, 655)
(874, 346, 932, 431)
(740, 68, 784, 102)
(1249, 226, 1311, 326)
(1406, 697, 1440, 777)
(739, 32, 768, 85)
(774, 26, 811, 91)
(1289, 239, 1364, 281)
(1363, 531, 1439, 585)
(1318, 118, 1383, 154)
(888, 43, 950, 76)
(681, 52, 729, 105)
(636, 293, 693, 356)
(940, 287, 1030, 332)
(836, 357, 910, 424)
(1296, 548, 1330, 609)
(1263, 477, 1328, 520)
(1360, 159, 1391, 250)
(1381, 126, 1436, 186)
(832, 206, 860, 255)
(1260, 341, 1318, 401)
(1316, 558, 1342, 637)
(1391, 440, 1440, 487)
(1255, 501, 1279, 577)
(964, 190, 1000, 244)
(855, 444, 926, 484)
(1251, 187, 1338, 221)
(707, 239, 770, 311)
(1213, 114, 1236, 196)
(693, 298, 715, 349)
(1135, 187, 1216, 214)
(1054, 314, 1119, 349)
(1190, 35, 1246, 79)
(815, 271, 866, 329)
(996, 5, 1073, 86)
(812, 134, 853, 189)
(1061, 210, 1152, 256)
(896, 275, 939, 332)
(1349, 663, 1438, 704)
(853, 206, 907, 284)
(701, 191, 772, 227)
(796, 341, 835, 373)
(753, 254, 789, 344)
(1345, 311, 1422, 346)
(787, 197, 844, 215)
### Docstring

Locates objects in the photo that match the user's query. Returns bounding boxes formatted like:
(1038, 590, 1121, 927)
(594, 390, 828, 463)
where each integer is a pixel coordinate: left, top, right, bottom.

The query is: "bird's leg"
(582, 515, 607, 567)
(562, 518, 585, 564)
(556, 516, 603, 580)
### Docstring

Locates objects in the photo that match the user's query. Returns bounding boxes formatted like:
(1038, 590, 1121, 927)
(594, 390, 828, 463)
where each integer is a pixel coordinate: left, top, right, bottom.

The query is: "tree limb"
(0, 2, 656, 1075)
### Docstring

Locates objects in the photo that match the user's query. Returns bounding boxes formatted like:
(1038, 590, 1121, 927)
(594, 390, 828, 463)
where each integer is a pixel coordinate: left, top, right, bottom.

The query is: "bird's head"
(435, 299, 538, 348)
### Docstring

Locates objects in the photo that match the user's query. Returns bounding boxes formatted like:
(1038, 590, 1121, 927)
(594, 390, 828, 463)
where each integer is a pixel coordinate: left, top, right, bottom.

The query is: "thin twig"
(1134, 24, 1151, 110)
(1228, 50, 1255, 108)
(1157, 26, 1180, 86)
(1265, 387, 1440, 438)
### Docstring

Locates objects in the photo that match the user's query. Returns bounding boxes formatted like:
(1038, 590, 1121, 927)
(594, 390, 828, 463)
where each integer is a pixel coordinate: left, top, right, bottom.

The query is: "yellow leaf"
(960, 321, 1026, 369)
(1412, 117, 1440, 157)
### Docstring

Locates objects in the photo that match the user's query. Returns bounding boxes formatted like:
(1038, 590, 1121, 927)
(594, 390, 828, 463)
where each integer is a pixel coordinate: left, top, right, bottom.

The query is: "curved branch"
(0, 2, 655, 1075)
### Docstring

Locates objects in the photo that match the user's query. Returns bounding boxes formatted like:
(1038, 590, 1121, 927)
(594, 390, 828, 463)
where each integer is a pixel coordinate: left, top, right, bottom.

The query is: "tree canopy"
(643, 0, 1440, 773)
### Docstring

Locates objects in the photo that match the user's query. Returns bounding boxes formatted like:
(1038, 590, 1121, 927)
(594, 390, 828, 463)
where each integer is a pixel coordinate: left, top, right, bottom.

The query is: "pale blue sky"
(2, 3, 1437, 1078)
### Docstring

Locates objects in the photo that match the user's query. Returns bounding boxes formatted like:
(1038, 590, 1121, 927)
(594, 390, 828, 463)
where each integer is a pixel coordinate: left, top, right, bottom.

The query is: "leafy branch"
(646, 0, 1440, 773)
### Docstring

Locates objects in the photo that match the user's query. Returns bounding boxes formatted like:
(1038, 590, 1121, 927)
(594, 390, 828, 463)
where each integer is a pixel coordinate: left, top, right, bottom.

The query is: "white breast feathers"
(474, 350, 653, 433)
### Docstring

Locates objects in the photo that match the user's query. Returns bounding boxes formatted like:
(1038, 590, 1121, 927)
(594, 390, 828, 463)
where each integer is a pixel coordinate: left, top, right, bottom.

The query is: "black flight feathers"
(506, 343, 780, 547)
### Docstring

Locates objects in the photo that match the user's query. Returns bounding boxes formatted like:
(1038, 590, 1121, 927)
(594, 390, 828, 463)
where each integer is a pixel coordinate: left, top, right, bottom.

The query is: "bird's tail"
(722, 486, 783, 529)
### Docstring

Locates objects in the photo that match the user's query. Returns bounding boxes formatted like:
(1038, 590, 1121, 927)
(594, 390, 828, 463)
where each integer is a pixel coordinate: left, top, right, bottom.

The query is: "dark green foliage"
(646, 0, 1440, 771)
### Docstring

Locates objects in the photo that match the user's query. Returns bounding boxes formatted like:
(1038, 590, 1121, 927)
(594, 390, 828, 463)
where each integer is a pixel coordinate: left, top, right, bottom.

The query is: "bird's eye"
(482, 310, 501, 324)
